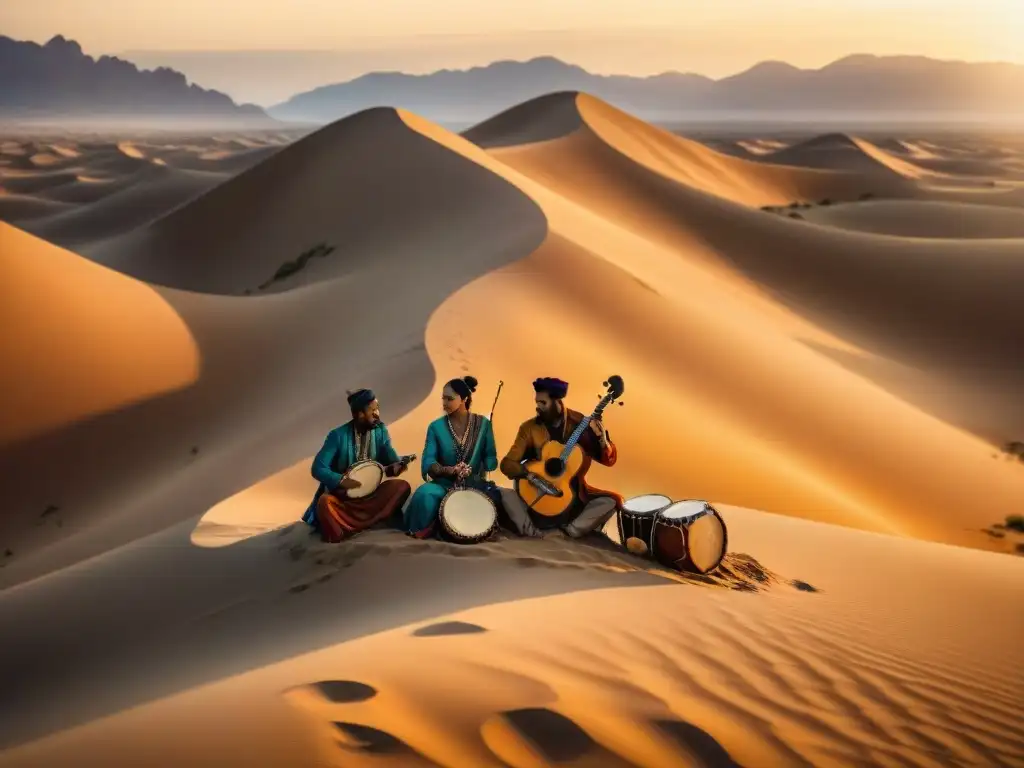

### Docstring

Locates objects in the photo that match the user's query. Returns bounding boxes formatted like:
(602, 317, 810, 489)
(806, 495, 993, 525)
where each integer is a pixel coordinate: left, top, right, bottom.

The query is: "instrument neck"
(560, 415, 592, 461)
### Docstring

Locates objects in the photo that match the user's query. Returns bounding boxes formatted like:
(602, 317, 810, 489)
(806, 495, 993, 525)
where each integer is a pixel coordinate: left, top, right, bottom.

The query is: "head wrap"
(533, 377, 568, 399)
(347, 388, 375, 411)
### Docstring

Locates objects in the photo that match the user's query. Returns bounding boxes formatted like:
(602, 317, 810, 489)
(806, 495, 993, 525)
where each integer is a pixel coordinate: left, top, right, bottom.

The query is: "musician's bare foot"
(524, 528, 545, 538)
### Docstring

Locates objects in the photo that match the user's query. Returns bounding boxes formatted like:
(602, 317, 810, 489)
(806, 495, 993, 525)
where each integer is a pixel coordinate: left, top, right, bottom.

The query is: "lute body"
(514, 375, 624, 518)
(514, 441, 586, 517)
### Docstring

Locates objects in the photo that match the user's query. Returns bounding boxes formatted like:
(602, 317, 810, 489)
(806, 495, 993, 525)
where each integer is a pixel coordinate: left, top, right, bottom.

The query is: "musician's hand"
(388, 461, 409, 477)
(339, 476, 362, 490)
(590, 418, 607, 443)
(455, 462, 471, 480)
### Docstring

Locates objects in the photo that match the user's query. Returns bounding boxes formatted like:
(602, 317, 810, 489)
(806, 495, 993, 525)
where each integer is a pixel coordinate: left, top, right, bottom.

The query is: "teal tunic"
(403, 414, 498, 536)
(302, 421, 401, 529)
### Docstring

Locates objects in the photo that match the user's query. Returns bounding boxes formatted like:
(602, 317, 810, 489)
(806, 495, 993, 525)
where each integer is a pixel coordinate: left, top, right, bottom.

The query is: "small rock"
(790, 579, 819, 593)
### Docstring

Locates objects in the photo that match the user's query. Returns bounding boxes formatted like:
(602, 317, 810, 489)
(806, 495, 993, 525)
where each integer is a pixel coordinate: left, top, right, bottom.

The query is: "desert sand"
(1, 92, 1023, 767)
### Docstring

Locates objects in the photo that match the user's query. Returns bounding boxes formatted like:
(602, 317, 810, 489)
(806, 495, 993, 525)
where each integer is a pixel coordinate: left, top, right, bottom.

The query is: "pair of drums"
(617, 495, 728, 574)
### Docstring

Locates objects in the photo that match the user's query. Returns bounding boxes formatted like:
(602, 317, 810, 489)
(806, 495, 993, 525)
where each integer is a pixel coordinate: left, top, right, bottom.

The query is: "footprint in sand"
(312, 680, 378, 703)
(485, 707, 602, 763)
(412, 620, 487, 637)
(652, 718, 745, 767)
(331, 721, 419, 757)
(289, 676, 743, 767)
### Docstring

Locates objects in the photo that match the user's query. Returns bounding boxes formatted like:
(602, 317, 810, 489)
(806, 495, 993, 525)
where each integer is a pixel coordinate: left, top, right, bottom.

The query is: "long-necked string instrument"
(483, 380, 503, 482)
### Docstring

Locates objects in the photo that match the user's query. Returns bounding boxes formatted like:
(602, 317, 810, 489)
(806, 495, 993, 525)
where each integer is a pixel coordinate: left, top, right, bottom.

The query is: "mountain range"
(270, 54, 1024, 124)
(0, 35, 270, 122)
(2, 35, 1022, 127)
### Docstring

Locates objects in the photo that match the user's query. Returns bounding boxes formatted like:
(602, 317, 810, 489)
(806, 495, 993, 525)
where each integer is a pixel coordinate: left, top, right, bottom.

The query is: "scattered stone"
(790, 579, 819, 593)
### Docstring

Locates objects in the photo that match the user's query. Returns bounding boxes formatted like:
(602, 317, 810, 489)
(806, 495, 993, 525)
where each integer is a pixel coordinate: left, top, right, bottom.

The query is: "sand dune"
(2, 504, 1021, 768)
(0, 223, 199, 448)
(0, 109, 546, 586)
(2, 92, 1023, 767)
(763, 133, 940, 179)
(0, 132, 299, 250)
(801, 199, 1024, 238)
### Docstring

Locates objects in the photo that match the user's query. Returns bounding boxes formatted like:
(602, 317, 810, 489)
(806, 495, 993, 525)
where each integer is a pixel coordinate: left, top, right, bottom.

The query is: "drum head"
(687, 511, 726, 573)
(622, 494, 671, 514)
(661, 500, 708, 520)
(345, 461, 383, 499)
(443, 489, 496, 537)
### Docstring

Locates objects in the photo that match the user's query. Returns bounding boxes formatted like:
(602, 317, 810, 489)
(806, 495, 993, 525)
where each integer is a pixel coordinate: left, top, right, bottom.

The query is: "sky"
(3, 0, 1021, 105)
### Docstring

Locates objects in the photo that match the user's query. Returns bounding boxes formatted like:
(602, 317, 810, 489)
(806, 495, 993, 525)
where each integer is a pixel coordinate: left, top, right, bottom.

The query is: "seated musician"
(498, 377, 622, 538)
(302, 388, 412, 542)
(403, 376, 499, 538)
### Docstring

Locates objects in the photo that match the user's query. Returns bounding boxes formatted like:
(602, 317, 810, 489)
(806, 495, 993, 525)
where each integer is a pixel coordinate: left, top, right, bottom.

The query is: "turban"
(533, 377, 568, 399)
(347, 388, 375, 410)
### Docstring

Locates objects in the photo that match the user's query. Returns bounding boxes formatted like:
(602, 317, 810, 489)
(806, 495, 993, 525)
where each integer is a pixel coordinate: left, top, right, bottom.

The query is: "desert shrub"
(1005, 515, 1024, 533)
(258, 242, 336, 291)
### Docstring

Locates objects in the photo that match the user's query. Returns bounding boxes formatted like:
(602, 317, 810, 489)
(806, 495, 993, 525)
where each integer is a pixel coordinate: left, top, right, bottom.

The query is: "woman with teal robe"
(404, 376, 498, 538)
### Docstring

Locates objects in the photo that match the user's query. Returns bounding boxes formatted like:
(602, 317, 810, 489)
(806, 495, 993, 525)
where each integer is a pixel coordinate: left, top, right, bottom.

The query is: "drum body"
(439, 488, 498, 544)
(617, 494, 672, 556)
(652, 500, 728, 574)
(342, 460, 384, 499)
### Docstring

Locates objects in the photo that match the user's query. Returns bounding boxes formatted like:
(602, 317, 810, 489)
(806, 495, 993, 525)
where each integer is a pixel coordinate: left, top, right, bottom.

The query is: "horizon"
(3, 0, 1020, 105)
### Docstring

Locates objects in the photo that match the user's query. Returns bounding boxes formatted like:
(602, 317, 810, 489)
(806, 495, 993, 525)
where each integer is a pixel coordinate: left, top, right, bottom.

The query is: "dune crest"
(0, 222, 199, 448)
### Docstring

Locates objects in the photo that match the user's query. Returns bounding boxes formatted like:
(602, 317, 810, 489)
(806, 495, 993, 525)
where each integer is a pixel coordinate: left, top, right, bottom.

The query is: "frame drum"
(342, 460, 385, 499)
(617, 494, 672, 556)
(652, 500, 728, 574)
(439, 487, 498, 544)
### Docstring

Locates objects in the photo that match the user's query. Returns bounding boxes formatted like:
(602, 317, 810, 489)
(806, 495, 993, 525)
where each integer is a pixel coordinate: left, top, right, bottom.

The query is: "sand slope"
(800, 199, 1024, 238)
(2, 91, 1024, 768)
(2, 505, 1021, 768)
(0, 109, 547, 587)
(0, 223, 199, 447)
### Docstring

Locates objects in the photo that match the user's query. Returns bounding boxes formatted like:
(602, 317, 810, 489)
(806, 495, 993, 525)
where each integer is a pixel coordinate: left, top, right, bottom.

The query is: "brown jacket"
(500, 408, 622, 507)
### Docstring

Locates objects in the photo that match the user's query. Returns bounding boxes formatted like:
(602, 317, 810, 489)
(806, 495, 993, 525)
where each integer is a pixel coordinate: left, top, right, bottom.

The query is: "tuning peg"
(602, 380, 608, 387)
(618, 401, 625, 406)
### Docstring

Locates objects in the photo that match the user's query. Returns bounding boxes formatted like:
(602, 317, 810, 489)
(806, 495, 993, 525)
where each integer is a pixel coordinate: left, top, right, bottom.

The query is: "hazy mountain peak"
(0, 34, 271, 122)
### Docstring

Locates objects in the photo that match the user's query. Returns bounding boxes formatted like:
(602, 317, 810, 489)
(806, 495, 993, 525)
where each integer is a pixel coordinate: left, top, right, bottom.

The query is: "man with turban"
(302, 388, 413, 542)
(498, 377, 622, 538)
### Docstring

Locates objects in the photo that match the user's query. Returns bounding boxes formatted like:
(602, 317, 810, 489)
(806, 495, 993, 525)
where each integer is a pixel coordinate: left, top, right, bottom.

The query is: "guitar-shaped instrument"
(514, 375, 625, 517)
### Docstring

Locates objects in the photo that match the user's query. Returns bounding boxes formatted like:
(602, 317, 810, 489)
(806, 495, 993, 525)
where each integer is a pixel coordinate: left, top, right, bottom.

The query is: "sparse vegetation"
(1003, 441, 1024, 461)
(1005, 515, 1024, 534)
(257, 242, 336, 291)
